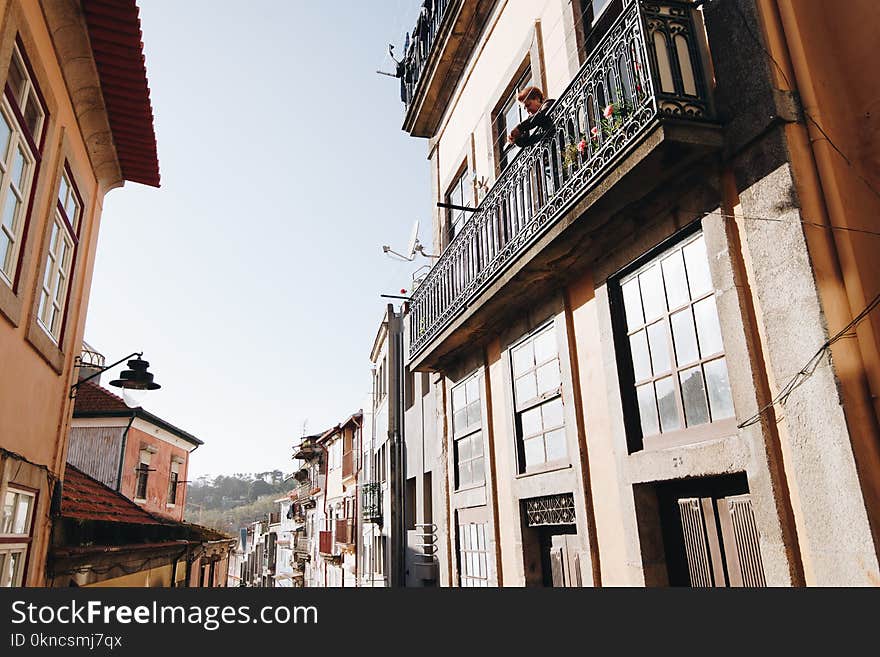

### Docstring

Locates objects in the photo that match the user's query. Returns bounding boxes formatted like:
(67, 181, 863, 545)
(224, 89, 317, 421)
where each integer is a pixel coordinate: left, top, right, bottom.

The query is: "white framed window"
(495, 68, 532, 171)
(445, 165, 472, 243)
(452, 372, 484, 489)
(167, 458, 182, 505)
(0, 101, 34, 287)
(1, 486, 35, 587)
(37, 167, 81, 341)
(5, 43, 46, 145)
(511, 324, 567, 472)
(135, 449, 152, 501)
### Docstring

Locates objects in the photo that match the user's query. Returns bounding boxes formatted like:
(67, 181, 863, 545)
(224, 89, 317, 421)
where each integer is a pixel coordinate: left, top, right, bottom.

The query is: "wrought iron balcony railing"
(362, 482, 382, 522)
(401, 0, 453, 107)
(409, 0, 713, 359)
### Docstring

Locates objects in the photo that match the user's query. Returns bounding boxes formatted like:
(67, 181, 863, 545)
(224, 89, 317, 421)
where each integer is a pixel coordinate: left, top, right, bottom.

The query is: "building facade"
(394, 0, 880, 586)
(0, 0, 159, 587)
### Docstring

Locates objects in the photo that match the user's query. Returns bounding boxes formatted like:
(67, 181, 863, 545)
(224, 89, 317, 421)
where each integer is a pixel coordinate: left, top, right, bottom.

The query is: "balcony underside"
(410, 118, 722, 371)
(403, 0, 498, 137)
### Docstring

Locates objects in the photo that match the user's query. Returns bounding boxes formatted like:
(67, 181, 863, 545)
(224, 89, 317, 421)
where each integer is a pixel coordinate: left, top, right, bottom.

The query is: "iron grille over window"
(525, 493, 576, 527)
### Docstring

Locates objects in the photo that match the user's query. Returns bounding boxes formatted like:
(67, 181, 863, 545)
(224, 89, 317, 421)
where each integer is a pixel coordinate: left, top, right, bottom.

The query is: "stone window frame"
(0, 484, 37, 588)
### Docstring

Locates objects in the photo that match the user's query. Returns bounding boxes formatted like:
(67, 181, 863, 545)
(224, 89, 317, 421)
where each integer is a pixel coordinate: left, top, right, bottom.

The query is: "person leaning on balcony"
(508, 86, 555, 148)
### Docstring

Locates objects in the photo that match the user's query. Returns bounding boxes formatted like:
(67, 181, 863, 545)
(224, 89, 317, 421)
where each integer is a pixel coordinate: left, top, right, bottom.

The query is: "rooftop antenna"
(382, 220, 438, 261)
(377, 44, 401, 78)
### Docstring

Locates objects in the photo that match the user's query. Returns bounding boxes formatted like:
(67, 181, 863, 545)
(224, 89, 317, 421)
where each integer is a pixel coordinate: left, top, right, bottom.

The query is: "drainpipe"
(115, 411, 137, 491)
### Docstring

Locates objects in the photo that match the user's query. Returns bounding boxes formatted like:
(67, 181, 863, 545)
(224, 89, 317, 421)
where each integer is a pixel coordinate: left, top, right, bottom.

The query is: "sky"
(84, 1, 429, 479)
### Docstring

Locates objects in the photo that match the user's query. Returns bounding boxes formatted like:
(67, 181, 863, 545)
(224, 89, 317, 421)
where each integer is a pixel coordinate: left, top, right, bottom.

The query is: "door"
(548, 534, 582, 587)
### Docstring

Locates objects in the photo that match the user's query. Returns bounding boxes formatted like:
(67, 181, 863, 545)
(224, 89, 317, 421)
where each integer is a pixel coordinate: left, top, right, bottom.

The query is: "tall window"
(496, 69, 532, 171)
(135, 449, 151, 500)
(328, 438, 341, 470)
(38, 167, 82, 341)
(0, 43, 45, 288)
(511, 324, 566, 471)
(618, 231, 735, 450)
(445, 166, 471, 244)
(1, 487, 35, 587)
(167, 459, 181, 505)
(457, 521, 489, 587)
(452, 373, 484, 489)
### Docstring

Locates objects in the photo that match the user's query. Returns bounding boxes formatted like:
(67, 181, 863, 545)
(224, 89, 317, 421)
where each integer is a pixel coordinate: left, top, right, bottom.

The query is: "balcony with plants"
(408, 0, 720, 367)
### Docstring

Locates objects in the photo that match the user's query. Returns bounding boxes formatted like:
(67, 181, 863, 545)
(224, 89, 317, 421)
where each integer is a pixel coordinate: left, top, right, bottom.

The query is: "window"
(445, 166, 471, 243)
(1, 487, 35, 587)
(328, 439, 341, 470)
(452, 373, 484, 488)
(135, 449, 152, 500)
(167, 459, 181, 505)
(495, 68, 532, 171)
(457, 521, 489, 587)
(37, 167, 81, 340)
(0, 42, 46, 288)
(617, 232, 735, 450)
(511, 324, 566, 471)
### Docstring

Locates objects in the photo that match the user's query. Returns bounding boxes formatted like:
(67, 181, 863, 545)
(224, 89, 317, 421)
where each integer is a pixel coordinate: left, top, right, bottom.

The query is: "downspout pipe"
(115, 411, 137, 491)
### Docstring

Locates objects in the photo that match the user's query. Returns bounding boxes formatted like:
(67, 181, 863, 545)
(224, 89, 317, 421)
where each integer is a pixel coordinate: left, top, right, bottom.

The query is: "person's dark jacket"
(513, 99, 556, 148)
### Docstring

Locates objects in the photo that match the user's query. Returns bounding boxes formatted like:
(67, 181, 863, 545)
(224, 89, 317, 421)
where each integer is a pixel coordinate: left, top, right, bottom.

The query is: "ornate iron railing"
(409, 0, 713, 359)
(362, 482, 382, 522)
(401, 0, 454, 106)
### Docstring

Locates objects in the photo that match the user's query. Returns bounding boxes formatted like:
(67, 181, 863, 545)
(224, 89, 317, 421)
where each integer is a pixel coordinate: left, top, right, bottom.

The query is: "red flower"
(603, 104, 615, 119)
(590, 126, 599, 136)
(577, 139, 587, 153)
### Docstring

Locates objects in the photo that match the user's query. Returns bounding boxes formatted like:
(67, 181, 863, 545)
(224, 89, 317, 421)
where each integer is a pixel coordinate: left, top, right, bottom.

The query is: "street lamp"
(70, 351, 161, 405)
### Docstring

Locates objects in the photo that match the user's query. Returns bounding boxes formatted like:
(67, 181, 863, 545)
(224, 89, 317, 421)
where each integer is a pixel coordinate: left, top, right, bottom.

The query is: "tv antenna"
(382, 220, 437, 261)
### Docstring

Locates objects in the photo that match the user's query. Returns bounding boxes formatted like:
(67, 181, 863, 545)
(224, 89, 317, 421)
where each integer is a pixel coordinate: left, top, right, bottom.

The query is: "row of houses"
(239, 0, 880, 587)
(0, 0, 234, 587)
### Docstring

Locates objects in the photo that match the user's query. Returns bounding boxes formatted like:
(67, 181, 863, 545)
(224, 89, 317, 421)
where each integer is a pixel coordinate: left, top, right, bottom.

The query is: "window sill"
(515, 461, 572, 479)
(166, 503, 176, 508)
(26, 316, 64, 373)
(133, 498, 146, 505)
(454, 482, 486, 494)
(0, 279, 23, 328)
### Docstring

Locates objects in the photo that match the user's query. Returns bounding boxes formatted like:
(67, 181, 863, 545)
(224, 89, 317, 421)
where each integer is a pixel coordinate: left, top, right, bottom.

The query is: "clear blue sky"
(84, 1, 428, 478)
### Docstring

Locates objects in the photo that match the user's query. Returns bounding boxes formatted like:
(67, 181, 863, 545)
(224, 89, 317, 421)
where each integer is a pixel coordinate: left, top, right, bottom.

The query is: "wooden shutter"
(717, 494, 766, 587)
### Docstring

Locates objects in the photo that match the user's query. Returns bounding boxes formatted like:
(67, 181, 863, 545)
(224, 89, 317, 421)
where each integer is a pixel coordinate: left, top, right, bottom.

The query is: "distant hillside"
(185, 471, 295, 533)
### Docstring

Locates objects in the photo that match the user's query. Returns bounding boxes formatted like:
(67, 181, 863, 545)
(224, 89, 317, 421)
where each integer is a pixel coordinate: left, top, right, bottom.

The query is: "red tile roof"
(82, 0, 160, 187)
(61, 464, 169, 525)
(73, 379, 129, 413)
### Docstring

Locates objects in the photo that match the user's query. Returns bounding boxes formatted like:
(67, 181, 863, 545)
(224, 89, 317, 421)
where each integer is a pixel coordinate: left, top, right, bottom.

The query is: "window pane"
(671, 307, 699, 366)
(679, 366, 710, 427)
(512, 342, 534, 376)
(23, 97, 41, 139)
(515, 372, 537, 403)
(0, 230, 10, 271)
(545, 429, 567, 462)
(521, 406, 542, 438)
(622, 278, 644, 330)
(453, 409, 467, 434)
(523, 436, 544, 468)
(452, 384, 466, 411)
(683, 235, 713, 298)
(457, 435, 471, 461)
(465, 377, 479, 403)
(11, 147, 26, 189)
(0, 113, 10, 158)
(639, 265, 666, 322)
(636, 383, 659, 436)
(661, 250, 689, 309)
(647, 320, 671, 375)
(655, 376, 681, 432)
(471, 457, 484, 483)
(12, 495, 31, 534)
(8, 551, 22, 586)
(705, 357, 735, 420)
(542, 397, 564, 430)
(629, 330, 651, 381)
(2, 190, 19, 231)
(471, 431, 483, 456)
(534, 329, 557, 363)
(694, 295, 724, 358)
(536, 361, 560, 396)
(7, 56, 25, 103)
(2, 492, 14, 533)
(58, 174, 69, 207)
(466, 401, 481, 427)
(459, 461, 472, 487)
(477, 524, 486, 550)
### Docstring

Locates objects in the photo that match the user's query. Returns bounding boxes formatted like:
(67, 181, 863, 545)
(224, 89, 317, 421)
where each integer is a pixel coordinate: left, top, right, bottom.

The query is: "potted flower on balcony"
(563, 133, 589, 168)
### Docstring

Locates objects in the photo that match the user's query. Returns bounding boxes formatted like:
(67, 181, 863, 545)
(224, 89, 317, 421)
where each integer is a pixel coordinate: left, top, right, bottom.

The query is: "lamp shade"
(109, 356, 161, 391)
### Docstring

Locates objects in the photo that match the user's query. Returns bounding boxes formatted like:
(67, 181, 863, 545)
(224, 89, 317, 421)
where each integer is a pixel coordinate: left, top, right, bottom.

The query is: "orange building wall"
(0, 0, 115, 586)
(118, 425, 190, 523)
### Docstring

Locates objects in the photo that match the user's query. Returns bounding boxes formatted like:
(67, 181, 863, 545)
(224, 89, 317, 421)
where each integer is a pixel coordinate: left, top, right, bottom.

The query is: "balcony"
(362, 482, 382, 523)
(401, 0, 497, 137)
(293, 534, 310, 559)
(408, 0, 721, 366)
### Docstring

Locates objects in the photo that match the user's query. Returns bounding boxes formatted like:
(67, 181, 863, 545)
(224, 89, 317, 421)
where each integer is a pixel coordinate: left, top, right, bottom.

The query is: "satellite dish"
(406, 220, 420, 259)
